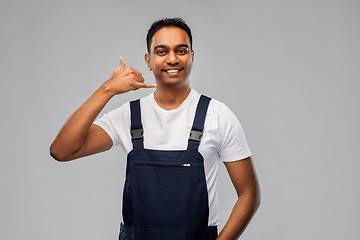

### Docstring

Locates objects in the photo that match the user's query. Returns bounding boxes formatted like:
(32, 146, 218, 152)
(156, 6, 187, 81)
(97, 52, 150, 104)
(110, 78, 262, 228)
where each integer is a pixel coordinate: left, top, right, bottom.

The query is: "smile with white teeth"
(166, 69, 180, 73)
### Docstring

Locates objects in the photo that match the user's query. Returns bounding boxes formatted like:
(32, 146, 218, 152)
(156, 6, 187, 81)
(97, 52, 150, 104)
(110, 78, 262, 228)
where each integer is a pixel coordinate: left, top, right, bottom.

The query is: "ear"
(144, 53, 152, 71)
(191, 50, 194, 62)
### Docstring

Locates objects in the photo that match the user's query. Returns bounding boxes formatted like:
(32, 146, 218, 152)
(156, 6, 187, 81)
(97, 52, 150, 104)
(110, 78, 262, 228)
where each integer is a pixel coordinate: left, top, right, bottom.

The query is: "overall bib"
(119, 95, 218, 240)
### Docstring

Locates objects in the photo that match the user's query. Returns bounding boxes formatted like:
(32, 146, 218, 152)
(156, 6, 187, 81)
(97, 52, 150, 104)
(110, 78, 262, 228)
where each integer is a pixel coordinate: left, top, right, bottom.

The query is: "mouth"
(163, 68, 183, 73)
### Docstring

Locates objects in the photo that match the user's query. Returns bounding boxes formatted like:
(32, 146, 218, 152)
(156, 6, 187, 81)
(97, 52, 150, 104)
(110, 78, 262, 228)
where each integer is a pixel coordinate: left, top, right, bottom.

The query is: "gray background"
(1, 0, 359, 239)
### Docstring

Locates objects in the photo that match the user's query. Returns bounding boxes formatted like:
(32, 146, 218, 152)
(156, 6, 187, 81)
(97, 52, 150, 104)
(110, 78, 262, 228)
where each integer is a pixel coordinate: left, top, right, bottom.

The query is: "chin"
(164, 78, 189, 87)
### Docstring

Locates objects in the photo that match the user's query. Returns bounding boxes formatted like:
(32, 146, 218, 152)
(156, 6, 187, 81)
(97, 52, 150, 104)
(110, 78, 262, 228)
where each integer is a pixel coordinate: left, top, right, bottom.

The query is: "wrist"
(98, 81, 118, 99)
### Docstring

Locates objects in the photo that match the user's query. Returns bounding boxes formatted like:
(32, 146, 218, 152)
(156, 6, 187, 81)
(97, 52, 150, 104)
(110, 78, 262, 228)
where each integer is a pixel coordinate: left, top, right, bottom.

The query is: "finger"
(132, 68, 142, 76)
(125, 67, 143, 77)
(136, 75, 145, 83)
(119, 56, 126, 68)
(137, 83, 157, 88)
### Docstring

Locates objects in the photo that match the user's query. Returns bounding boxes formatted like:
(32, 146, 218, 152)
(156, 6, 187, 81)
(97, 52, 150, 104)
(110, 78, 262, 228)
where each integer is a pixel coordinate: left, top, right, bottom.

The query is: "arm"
(217, 157, 261, 240)
(50, 57, 156, 161)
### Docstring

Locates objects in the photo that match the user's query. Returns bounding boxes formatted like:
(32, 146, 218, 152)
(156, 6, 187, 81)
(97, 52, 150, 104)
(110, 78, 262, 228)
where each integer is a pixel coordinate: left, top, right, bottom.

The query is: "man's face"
(145, 27, 194, 87)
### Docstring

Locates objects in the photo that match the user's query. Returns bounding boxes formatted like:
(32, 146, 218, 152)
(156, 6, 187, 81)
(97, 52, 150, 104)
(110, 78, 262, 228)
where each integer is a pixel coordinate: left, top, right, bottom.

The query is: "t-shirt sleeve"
(217, 103, 252, 162)
(93, 102, 131, 149)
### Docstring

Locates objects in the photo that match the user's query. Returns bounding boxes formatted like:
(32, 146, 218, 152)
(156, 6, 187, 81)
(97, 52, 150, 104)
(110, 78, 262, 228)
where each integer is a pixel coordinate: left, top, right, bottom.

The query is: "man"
(50, 17, 260, 240)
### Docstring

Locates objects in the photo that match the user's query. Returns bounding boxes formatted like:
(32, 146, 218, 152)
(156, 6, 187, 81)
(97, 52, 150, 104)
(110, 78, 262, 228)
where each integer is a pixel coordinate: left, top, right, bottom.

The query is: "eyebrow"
(153, 44, 190, 51)
(153, 45, 168, 51)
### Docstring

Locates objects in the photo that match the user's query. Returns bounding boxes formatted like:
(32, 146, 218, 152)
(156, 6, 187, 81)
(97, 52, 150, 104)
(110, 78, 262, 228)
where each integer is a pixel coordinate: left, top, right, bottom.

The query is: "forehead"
(150, 27, 190, 49)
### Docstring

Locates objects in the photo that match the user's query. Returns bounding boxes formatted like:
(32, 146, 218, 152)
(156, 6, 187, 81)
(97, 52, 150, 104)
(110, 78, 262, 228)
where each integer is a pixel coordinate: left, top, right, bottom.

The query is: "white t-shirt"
(94, 89, 252, 226)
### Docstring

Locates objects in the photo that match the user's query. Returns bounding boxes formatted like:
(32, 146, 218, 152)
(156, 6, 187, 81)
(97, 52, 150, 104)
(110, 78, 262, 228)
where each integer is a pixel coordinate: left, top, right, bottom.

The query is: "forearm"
(50, 57, 155, 161)
(50, 84, 114, 160)
(217, 193, 260, 240)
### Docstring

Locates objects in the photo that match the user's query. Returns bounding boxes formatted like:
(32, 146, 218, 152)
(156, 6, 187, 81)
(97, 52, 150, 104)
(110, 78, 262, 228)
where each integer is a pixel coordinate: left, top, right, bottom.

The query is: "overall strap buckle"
(131, 128, 143, 140)
(189, 130, 203, 142)
(130, 99, 144, 149)
(187, 95, 211, 150)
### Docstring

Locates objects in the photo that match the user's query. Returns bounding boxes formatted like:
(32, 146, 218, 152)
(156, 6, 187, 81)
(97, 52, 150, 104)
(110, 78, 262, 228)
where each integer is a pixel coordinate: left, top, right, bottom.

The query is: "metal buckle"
(189, 130, 203, 142)
(131, 128, 143, 140)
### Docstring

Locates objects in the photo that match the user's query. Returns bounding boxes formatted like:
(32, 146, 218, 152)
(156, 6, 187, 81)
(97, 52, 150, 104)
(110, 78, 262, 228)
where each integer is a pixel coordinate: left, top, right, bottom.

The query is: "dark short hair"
(146, 17, 193, 53)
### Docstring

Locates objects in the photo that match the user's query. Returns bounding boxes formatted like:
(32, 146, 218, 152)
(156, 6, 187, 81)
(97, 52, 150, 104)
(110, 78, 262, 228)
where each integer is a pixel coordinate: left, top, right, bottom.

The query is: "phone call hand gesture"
(104, 56, 156, 95)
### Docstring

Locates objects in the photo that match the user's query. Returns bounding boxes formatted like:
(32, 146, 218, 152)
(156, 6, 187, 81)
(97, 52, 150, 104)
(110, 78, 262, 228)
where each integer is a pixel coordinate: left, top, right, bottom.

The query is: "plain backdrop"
(1, 0, 359, 239)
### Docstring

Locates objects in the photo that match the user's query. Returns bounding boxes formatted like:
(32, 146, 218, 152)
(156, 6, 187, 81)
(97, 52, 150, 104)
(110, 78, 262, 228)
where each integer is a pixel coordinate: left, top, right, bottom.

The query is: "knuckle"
(127, 67, 134, 73)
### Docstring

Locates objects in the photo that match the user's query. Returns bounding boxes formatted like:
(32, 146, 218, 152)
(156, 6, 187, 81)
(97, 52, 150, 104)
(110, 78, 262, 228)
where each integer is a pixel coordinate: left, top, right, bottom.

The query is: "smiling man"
(50, 18, 260, 240)
(146, 27, 193, 87)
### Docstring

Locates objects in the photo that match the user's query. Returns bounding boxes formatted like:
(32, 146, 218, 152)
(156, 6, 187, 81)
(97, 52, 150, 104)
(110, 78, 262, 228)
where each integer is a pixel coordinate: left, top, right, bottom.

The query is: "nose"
(166, 51, 179, 65)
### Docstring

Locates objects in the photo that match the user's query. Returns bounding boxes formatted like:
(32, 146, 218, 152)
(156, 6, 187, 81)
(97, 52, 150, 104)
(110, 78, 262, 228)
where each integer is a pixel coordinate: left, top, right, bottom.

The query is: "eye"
(156, 49, 167, 55)
(178, 49, 188, 55)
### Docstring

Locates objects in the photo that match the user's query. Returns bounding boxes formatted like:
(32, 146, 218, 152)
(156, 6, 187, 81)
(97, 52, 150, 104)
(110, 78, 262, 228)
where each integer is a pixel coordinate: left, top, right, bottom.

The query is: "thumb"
(119, 56, 126, 68)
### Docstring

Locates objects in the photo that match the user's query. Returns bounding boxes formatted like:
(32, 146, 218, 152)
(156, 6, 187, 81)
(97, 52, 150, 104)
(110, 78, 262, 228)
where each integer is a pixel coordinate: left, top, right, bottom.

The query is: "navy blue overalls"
(118, 95, 218, 240)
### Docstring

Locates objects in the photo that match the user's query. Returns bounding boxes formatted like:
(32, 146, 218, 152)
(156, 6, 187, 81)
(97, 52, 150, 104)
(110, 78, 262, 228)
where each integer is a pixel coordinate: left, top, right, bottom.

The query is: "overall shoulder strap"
(187, 95, 211, 151)
(130, 99, 144, 149)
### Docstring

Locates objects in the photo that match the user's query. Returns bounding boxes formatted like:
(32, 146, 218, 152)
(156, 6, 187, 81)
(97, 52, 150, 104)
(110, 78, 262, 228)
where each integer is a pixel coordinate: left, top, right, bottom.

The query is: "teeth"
(166, 69, 179, 73)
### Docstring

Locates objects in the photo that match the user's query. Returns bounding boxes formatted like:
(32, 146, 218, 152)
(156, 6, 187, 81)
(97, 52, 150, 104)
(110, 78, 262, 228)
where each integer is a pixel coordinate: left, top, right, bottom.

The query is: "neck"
(154, 83, 191, 110)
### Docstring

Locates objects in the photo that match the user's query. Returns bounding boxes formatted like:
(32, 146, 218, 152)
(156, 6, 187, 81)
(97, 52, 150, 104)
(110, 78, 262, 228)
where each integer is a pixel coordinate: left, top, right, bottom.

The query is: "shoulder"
(139, 92, 155, 110)
(203, 95, 246, 144)
(205, 96, 239, 124)
(101, 101, 130, 120)
(193, 89, 233, 114)
(94, 92, 155, 124)
(107, 92, 154, 116)
(189, 89, 240, 125)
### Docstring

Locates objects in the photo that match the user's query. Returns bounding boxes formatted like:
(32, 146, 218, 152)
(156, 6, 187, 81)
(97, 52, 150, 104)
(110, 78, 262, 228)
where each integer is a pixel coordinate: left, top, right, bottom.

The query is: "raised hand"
(104, 56, 156, 95)
(50, 57, 156, 161)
